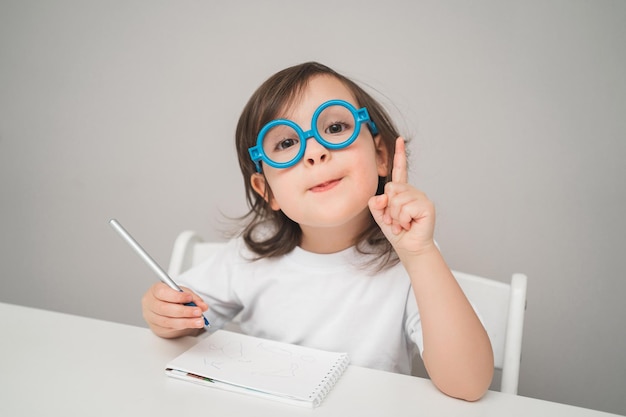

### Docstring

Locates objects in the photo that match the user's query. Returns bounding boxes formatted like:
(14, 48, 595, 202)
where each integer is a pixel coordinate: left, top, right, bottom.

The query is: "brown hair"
(235, 62, 404, 269)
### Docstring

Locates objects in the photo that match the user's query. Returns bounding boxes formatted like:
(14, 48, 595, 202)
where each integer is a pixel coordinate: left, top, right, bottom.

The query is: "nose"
(303, 138, 330, 167)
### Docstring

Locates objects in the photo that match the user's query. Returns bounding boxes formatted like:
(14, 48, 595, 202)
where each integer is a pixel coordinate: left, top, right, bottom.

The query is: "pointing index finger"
(391, 137, 408, 183)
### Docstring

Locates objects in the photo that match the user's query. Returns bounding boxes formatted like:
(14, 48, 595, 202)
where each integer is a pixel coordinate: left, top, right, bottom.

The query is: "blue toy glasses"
(248, 99, 379, 172)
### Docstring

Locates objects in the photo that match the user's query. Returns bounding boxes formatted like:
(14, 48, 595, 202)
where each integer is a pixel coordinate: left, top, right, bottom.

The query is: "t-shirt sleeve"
(175, 238, 245, 329)
(404, 287, 424, 356)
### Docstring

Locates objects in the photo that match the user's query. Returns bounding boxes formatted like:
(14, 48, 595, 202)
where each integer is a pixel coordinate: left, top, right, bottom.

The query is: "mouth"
(309, 178, 342, 193)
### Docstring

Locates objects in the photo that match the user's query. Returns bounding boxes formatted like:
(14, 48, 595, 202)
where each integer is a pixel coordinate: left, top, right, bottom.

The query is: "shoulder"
(212, 235, 260, 265)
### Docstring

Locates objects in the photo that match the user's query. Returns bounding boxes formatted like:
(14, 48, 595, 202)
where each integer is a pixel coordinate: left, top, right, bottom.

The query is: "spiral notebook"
(165, 330, 350, 408)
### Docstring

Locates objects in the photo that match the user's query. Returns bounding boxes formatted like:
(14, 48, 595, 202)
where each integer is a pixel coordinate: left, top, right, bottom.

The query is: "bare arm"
(369, 137, 493, 400)
(400, 244, 493, 401)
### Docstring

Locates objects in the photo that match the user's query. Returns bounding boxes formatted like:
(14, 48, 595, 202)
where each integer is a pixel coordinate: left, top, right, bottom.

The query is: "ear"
(374, 136, 390, 177)
(250, 173, 281, 211)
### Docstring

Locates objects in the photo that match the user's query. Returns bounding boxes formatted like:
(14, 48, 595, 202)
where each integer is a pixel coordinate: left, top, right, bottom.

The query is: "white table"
(0, 302, 619, 417)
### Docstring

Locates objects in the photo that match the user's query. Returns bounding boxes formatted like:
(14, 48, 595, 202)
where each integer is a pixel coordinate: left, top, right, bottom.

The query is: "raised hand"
(368, 137, 436, 256)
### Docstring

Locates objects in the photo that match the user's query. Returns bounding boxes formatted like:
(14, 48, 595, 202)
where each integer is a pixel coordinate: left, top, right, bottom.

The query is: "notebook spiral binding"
(308, 353, 350, 407)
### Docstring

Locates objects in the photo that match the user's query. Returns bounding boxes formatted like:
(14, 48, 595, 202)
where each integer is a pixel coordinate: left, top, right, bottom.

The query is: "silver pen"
(109, 218, 209, 327)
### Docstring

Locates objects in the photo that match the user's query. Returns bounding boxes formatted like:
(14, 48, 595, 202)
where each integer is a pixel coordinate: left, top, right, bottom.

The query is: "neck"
(299, 209, 371, 254)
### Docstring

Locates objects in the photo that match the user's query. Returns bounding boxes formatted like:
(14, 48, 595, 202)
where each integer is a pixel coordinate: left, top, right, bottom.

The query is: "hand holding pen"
(109, 219, 210, 337)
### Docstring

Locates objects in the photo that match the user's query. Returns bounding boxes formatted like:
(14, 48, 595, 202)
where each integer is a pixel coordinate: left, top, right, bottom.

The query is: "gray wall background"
(1, 0, 624, 414)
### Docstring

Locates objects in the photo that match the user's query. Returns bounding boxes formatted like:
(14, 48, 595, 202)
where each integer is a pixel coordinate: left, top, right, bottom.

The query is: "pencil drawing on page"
(202, 339, 318, 378)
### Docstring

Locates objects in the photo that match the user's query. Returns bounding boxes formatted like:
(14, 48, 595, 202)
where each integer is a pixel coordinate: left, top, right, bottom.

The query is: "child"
(141, 62, 494, 401)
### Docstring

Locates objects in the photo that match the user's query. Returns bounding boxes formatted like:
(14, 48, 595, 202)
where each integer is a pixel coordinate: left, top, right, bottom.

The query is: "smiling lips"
(309, 178, 341, 192)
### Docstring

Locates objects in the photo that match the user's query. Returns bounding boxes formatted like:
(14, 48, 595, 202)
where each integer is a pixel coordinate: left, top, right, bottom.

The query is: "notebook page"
(166, 330, 349, 403)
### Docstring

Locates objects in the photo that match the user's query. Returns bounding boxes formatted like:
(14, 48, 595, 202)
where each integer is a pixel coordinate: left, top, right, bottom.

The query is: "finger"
(384, 184, 435, 235)
(158, 300, 204, 320)
(180, 286, 209, 311)
(153, 282, 192, 304)
(368, 194, 388, 224)
(385, 186, 417, 229)
(144, 286, 200, 317)
(148, 283, 207, 319)
(146, 309, 206, 330)
(142, 297, 205, 331)
(391, 137, 408, 184)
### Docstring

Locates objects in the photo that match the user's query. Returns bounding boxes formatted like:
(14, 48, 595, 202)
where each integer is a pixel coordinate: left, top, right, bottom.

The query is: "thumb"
(181, 287, 209, 311)
(192, 294, 209, 311)
(368, 194, 388, 225)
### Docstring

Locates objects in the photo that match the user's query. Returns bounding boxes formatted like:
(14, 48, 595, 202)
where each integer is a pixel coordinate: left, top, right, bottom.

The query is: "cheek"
(263, 172, 292, 210)
(349, 151, 383, 196)
(362, 166, 383, 196)
(363, 145, 387, 182)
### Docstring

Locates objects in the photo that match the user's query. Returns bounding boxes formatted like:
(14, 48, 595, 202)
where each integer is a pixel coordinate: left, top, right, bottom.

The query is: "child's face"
(251, 75, 389, 235)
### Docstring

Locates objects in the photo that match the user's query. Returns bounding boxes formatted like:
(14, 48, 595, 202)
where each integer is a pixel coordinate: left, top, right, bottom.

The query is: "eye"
(275, 137, 299, 151)
(325, 122, 350, 135)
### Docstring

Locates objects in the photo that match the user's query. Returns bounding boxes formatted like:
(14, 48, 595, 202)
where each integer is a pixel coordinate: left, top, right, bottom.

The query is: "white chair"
(168, 231, 225, 278)
(168, 231, 527, 395)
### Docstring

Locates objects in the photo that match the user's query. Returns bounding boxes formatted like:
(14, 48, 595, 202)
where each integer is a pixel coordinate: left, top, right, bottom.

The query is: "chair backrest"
(168, 231, 225, 278)
(168, 231, 527, 395)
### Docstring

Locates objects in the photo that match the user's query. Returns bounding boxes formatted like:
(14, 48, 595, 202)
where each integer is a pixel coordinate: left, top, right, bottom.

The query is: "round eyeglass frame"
(248, 99, 378, 172)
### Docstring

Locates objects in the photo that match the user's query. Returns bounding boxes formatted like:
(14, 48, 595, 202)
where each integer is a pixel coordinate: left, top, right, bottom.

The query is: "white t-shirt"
(177, 237, 423, 375)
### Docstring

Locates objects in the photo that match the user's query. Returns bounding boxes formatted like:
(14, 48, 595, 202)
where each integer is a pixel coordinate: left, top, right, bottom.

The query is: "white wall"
(1, 0, 624, 414)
